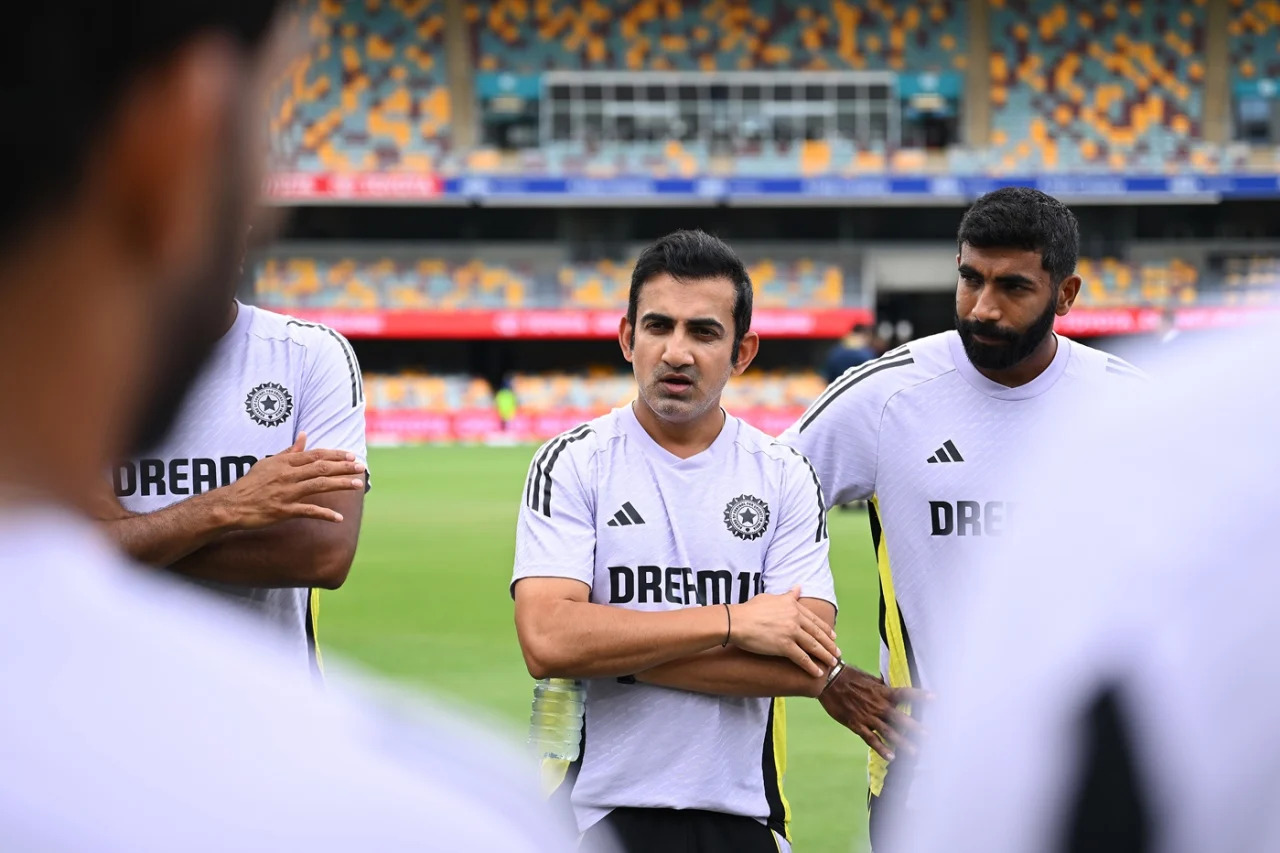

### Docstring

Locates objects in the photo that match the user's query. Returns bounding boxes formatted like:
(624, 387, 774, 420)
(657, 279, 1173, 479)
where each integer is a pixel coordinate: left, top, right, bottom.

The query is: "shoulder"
(792, 334, 956, 435)
(734, 421, 825, 491)
(247, 305, 359, 363)
(1063, 337, 1149, 383)
(522, 412, 619, 516)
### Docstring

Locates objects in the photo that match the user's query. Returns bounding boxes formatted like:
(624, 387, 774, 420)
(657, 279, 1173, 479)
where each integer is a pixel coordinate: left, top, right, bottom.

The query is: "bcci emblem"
(245, 382, 293, 427)
(724, 494, 770, 541)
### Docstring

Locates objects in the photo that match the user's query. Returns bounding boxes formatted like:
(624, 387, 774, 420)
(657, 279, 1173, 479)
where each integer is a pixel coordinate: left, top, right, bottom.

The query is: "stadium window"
(869, 106, 889, 144)
(1235, 95, 1277, 144)
(837, 106, 857, 140)
(552, 110, 571, 141)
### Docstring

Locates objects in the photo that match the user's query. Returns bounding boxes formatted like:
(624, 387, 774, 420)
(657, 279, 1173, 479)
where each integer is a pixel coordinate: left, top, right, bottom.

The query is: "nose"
(662, 329, 695, 369)
(971, 284, 1003, 324)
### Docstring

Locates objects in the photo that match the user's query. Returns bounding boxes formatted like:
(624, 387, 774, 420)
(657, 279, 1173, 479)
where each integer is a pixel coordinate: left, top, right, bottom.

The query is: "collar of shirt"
(947, 330, 1073, 401)
(620, 402, 739, 471)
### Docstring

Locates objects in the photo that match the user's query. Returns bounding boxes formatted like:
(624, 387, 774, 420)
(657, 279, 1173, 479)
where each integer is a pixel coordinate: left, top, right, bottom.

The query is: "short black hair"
(628, 230, 753, 359)
(0, 2, 285, 248)
(956, 187, 1080, 284)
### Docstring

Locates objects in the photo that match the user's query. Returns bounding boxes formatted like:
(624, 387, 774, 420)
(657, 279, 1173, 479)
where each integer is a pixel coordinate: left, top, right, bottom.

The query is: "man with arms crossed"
(513, 230, 917, 852)
(781, 187, 1143, 851)
(99, 282, 369, 674)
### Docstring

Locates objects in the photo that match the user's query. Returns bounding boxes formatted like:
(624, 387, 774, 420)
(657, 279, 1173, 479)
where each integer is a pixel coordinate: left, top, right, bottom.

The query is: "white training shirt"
(0, 506, 587, 853)
(779, 330, 1141, 806)
(114, 302, 367, 669)
(512, 404, 837, 837)
(892, 324, 1280, 853)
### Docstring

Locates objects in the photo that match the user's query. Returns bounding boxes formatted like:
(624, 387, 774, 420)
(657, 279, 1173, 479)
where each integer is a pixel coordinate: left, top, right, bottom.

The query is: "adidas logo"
(606, 502, 645, 527)
(927, 440, 965, 464)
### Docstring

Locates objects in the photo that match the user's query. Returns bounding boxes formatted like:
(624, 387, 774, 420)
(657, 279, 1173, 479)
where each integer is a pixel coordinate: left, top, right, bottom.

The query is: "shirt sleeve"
(511, 429, 597, 596)
(295, 326, 369, 479)
(777, 373, 882, 508)
(762, 449, 836, 610)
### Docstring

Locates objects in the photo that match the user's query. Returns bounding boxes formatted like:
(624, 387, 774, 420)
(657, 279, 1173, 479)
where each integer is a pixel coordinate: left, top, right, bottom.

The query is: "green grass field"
(323, 445, 880, 852)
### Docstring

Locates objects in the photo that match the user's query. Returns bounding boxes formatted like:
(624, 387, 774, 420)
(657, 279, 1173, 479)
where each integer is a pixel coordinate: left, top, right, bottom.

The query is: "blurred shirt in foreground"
(0, 507, 587, 853)
(891, 323, 1280, 853)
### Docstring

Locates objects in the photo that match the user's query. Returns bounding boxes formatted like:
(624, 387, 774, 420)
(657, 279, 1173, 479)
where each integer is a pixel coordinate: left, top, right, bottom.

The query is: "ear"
(618, 315, 635, 363)
(1056, 275, 1082, 316)
(97, 36, 239, 287)
(730, 330, 761, 377)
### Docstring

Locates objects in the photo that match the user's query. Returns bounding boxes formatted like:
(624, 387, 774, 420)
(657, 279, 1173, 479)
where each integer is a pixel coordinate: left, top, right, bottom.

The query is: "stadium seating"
(1229, 0, 1280, 81)
(364, 370, 828, 414)
(562, 258, 844, 309)
(1220, 255, 1280, 305)
(365, 373, 495, 412)
(255, 255, 849, 310)
(467, 0, 965, 73)
(270, 0, 451, 173)
(254, 256, 537, 309)
(988, 0, 1206, 172)
(1075, 257, 1199, 307)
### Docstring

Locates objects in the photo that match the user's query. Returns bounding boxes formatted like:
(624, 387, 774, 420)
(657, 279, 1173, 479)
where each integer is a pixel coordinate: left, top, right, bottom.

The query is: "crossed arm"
(96, 433, 366, 588)
(513, 577, 840, 690)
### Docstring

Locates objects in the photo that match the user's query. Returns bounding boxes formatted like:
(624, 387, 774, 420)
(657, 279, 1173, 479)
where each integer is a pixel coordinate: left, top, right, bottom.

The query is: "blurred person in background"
(0, 4, 584, 850)
(512, 230, 917, 852)
(822, 322, 879, 385)
(891, 325, 1278, 853)
(96, 223, 369, 676)
(780, 187, 1143, 851)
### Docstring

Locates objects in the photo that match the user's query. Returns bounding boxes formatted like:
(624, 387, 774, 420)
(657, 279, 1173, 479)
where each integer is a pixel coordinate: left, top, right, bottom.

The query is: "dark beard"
(955, 297, 1058, 372)
(126, 122, 251, 457)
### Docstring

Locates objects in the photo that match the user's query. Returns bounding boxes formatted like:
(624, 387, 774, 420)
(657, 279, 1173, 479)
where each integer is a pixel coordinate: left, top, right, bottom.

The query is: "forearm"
(101, 491, 238, 566)
(521, 599, 731, 680)
(167, 519, 354, 588)
(636, 646, 826, 698)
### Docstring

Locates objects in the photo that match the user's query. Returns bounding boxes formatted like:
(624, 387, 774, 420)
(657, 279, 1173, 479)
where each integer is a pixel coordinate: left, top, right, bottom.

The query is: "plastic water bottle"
(527, 678, 584, 795)
(527, 678, 585, 760)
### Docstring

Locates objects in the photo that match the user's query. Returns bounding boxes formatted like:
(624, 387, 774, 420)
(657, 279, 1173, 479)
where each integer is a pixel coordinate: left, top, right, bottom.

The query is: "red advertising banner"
(366, 406, 809, 445)
(282, 308, 873, 339)
(1056, 305, 1280, 337)
(264, 172, 443, 201)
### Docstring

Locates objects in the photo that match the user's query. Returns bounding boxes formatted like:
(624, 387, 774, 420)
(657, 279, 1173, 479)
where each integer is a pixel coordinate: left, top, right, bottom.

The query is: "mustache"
(654, 367, 698, 381)
(957, 318, 1019, 344)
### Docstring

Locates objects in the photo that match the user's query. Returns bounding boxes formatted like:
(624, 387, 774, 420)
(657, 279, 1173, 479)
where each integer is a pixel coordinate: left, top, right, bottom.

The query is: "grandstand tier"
(265, 0, 1280, 193)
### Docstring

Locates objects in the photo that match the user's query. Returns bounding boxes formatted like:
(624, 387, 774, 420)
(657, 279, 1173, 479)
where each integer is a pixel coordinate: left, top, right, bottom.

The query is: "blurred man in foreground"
(780, 187, 1142, 850)
(0, 4, 580, 850)
(893, 326, 1280, 853)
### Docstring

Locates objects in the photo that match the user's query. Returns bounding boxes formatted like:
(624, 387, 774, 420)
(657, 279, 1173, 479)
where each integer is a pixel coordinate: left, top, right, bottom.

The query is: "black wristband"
(722, 603, 731, 647)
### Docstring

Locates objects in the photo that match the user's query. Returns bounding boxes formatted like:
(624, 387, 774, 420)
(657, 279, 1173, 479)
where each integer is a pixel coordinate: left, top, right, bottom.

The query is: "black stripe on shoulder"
(800, 353, 915, 433)
(287, 319, 362, 407)
(778, 445, 828, 542)
(527, 425, 593, 517)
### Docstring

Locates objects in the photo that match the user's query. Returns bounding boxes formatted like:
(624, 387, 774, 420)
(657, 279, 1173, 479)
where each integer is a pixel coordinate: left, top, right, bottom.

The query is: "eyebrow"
(639, 312, 726, 332)
(958, 264, 1036, 287)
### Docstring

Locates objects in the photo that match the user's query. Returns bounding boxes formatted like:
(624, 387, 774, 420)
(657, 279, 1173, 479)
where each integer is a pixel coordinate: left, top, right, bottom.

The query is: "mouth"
(658, 375, 695, 395)
(970, 332, 1008, 346)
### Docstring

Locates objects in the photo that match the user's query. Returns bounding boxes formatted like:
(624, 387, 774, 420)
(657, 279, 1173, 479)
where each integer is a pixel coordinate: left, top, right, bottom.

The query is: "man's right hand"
(728, 587, 840, 677)
(221, 432, 366, 528)
(819, 665, 931, 761)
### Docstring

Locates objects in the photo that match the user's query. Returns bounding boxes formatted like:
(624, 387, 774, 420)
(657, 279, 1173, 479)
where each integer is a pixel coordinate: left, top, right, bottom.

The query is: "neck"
(631, 398, 726, 459)
(975, 332, 1059, 388)
(220, 300, 239, 337)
